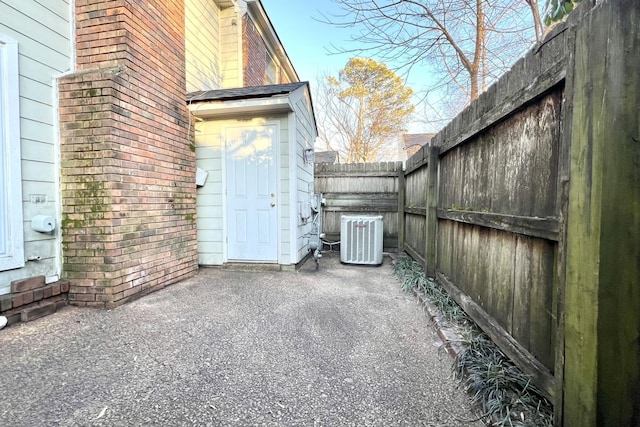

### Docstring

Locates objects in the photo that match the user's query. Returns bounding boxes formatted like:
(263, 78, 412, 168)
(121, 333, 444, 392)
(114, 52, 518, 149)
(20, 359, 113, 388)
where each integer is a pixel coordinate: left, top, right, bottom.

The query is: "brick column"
(58, 0, 197, 307)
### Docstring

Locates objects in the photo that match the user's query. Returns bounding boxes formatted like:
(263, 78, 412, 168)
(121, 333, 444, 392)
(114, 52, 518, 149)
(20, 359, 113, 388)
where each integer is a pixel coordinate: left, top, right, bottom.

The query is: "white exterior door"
(225, 124, 278, 262)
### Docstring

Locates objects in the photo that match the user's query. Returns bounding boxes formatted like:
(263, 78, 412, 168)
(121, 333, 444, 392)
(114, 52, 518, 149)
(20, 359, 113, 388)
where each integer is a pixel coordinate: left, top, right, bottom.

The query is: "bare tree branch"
(320, 0, 540, 113)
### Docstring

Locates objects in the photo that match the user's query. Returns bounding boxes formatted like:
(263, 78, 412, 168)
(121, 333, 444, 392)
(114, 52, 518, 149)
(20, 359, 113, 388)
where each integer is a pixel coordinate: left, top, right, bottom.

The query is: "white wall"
(0, 0, 72, 294)
(290, 87, 317, 263)
(219, 5, 242, 88)
(194, 119, 225, 265)
(195, 114, 290, 265)
(185, 0, 222, 93)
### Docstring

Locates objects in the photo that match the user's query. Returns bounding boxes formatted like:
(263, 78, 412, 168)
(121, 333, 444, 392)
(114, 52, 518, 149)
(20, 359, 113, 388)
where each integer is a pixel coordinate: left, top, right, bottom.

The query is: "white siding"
(195, 120, 225, 265)
(219, 6, 241, 88)
(185, 0, 222, 93)
(291, 88, 317, 263)
(195, 114, 291, 266)
(279, 115, 292, 263)
(0, 0, 72, 293)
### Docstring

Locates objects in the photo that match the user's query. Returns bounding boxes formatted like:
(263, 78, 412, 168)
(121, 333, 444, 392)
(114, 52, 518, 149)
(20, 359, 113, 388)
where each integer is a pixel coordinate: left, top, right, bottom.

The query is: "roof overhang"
(189, 96, 293, 119)
(187, 83, 318, 139)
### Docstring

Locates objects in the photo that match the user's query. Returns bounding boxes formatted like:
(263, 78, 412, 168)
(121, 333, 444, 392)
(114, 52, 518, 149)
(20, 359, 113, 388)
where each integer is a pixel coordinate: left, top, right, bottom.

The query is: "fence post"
(397, 162, 405, 252)
(424, 146, 439, 277)
(563, 0, 640, 424)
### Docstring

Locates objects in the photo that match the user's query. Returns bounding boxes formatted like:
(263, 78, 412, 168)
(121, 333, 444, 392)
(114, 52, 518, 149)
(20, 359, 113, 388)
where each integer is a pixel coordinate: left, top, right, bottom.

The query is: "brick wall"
(243, 14, 291, 86)
(242, 14, 268, 86)
(58, 0, 197, 308)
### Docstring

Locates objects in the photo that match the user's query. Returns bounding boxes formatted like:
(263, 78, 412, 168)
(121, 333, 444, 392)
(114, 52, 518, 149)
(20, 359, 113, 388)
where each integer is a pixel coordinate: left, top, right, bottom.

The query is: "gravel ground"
(0, 252, 483, 426)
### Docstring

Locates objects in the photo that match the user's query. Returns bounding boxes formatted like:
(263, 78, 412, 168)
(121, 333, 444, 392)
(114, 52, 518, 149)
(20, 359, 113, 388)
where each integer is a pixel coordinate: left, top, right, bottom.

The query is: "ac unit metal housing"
(340, 215, 383, 265)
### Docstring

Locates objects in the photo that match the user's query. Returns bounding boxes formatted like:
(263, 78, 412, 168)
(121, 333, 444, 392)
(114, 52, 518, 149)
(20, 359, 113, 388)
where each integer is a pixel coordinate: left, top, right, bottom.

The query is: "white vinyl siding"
(0, 0, 72, 293)
(195, 120, 225, 265)
(291, 89, 317, 263)
(220, 6, 241, 88)
(278, 115, 291, 262)
(195, 115, 292, 265)
(186, 0, 222, 93)
(0, 34, 24, 273)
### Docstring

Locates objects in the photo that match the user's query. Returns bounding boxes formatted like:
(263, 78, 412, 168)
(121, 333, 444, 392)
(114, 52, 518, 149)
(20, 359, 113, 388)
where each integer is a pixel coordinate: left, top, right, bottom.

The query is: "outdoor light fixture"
(303, 148, 314, 164)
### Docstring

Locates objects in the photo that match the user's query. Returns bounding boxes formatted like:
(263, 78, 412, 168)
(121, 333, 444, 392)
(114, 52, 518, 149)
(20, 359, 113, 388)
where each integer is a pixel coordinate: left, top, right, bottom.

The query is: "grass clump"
(392, 256, 468, 323)
(392, 256, 553, 426)
(457, 334, 553, 426)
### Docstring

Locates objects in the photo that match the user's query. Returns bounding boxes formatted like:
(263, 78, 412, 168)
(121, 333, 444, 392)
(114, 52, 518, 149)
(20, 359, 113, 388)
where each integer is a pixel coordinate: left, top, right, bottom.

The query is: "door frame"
(222, 119, 281, 263)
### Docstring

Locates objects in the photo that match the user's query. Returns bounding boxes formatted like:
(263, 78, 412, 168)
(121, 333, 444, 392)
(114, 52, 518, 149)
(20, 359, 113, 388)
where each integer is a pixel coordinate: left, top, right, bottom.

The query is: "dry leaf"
(96, 406, 107, 419)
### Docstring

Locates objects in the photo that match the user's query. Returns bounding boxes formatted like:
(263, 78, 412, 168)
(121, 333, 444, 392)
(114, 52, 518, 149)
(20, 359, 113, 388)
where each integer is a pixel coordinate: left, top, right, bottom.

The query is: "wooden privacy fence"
(410, 85, 564, 393)
(314, 162, 403, 249)
(314, 1, 639, 425)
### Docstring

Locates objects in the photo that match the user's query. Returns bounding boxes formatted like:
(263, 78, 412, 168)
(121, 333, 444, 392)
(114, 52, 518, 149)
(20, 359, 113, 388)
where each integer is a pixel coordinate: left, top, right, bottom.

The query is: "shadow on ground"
(0, 252, 482, 426)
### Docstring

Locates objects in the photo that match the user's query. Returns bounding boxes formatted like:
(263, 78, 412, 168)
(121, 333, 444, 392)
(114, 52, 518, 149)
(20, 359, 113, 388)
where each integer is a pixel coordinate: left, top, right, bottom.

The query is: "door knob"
(271, 202, 276, 207)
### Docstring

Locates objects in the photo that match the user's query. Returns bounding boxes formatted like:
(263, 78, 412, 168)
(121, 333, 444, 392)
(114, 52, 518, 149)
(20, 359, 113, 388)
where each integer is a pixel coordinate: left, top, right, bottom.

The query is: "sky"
(260, 0, 355, 86)
(259, 0, 540, 137)
(260, 0, 435, 135)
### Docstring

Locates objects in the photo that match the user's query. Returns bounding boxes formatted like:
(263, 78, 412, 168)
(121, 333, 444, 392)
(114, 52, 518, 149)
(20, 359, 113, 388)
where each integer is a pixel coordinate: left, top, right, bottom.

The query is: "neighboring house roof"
(314, 151, 338, 164)
(187, 82, 307, 103)
(403, 133, 435, 157)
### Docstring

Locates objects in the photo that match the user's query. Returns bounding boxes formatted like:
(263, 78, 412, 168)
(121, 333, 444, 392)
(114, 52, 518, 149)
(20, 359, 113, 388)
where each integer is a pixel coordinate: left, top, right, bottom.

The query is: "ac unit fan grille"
(340, 216, 383, 265)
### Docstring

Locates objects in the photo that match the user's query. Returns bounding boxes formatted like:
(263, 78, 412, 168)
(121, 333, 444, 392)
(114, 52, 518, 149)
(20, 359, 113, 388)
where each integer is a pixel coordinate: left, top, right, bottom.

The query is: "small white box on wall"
(31, 215, 56, 233)
(196, 168, 208, 187)
(299, 202, 312, 222)
(303, 148, 314, 164)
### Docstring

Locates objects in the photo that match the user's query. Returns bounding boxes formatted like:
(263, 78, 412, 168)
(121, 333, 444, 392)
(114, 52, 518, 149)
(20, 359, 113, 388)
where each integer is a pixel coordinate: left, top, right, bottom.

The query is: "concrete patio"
(0, 253, 481, 426)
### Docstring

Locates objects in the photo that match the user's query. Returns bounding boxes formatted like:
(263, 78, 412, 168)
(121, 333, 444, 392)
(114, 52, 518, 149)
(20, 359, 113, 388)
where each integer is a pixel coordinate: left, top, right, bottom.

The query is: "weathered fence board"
(436, 271, 556, 397)
(405, 164, 427, 209)
(438, 221, 556, 373)
(403, 213, 425, 263)
(427, 87, 564, 397)
(322, 193, 397, 211)
(438, 92, 562, 218)
(403, 156, 429, 262)
(315, 162, 402, 249)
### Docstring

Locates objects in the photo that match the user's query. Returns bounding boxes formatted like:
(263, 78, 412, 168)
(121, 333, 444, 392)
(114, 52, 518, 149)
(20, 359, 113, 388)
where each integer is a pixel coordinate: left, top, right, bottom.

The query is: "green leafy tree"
(544, 0, 582, 25)
(317, 58, 415, 163)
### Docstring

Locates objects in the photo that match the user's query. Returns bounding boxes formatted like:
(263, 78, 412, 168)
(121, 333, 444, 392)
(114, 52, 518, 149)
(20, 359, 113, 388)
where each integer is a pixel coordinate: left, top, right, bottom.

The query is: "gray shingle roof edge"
(187, 82, 308, 103)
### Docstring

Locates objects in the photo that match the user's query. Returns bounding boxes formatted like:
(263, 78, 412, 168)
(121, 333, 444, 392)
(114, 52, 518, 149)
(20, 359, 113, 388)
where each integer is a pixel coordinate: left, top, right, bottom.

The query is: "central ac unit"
(340, 215, 383, 265)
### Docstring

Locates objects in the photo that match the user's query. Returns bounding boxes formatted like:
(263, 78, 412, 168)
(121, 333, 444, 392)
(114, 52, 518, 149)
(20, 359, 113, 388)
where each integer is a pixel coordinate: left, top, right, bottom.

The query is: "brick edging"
(413, 288, 466, 359)
(0, 279, 70, 327)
